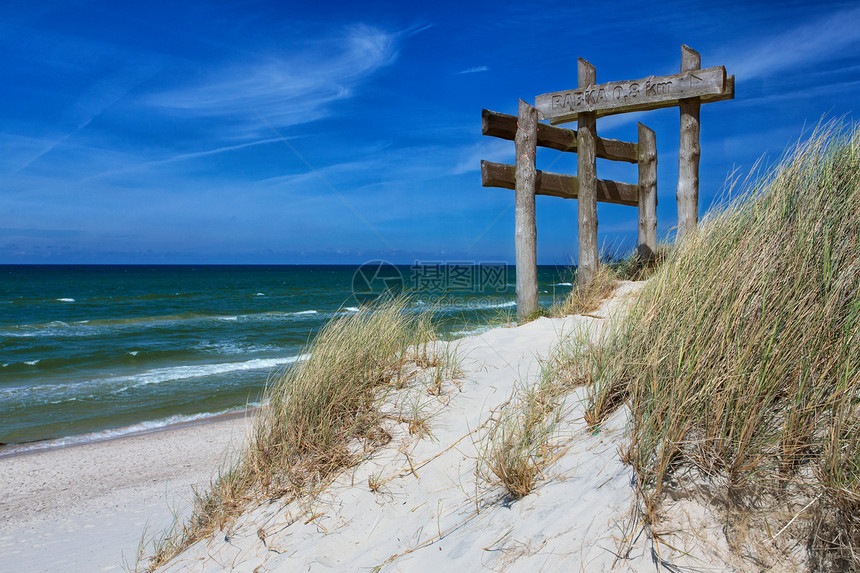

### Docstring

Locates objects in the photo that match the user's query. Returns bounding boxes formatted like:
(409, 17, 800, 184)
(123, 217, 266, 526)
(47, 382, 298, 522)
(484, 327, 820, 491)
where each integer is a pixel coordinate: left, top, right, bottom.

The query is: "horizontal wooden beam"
(536, 66, 734, 124)
(481, 109, 638, 163)
(481, 160, 638, 207)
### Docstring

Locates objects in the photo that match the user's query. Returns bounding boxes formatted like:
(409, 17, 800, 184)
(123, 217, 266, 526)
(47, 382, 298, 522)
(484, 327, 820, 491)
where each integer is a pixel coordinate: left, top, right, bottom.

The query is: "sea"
(0, 264, 574, 453)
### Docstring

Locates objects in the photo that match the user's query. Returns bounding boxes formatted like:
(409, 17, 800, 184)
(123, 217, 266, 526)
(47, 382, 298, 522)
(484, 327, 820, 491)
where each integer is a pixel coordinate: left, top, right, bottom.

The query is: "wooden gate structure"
(481, 106, 657, 319)
(481, 45, 734, 320)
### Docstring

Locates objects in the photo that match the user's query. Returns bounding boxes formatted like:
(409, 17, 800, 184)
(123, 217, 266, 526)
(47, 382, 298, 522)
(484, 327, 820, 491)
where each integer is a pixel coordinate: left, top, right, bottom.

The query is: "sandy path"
(156, 282, 658, 572)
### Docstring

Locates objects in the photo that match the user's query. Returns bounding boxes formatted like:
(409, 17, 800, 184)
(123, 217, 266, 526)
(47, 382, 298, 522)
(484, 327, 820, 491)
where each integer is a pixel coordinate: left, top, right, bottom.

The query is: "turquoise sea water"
(0, 265, 574, 451)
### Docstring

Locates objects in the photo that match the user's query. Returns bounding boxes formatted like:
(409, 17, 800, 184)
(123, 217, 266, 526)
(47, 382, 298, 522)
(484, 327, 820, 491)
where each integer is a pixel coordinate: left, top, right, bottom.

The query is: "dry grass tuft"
(551, 245, 668, 320)
(479, 382, 558, 497)
(552, 264, 619, 318)
(567, 122, 860, 567)
(479, 342, 589, 499)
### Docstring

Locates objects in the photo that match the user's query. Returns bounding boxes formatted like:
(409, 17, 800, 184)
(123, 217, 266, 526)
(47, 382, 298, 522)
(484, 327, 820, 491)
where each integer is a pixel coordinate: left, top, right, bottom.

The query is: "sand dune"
(3, 281, 707, 572)
(156, 281, 662, 572)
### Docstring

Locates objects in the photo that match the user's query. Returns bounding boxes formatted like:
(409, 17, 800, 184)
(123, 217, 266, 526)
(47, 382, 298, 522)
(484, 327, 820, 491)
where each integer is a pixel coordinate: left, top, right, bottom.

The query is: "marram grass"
(551, 263, 619, 318)
(574, 123, 860, 568)
(137, 298, 457, 571)
(479, 362, 562, 498)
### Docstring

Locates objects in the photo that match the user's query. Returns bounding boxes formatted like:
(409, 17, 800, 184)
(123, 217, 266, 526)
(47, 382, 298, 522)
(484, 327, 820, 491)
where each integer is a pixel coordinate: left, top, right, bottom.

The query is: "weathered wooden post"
(637, 123, 657, 259)
(677, 45, 701, 240)
(515, 99, 538, 320)
(576, 58, 598, 286)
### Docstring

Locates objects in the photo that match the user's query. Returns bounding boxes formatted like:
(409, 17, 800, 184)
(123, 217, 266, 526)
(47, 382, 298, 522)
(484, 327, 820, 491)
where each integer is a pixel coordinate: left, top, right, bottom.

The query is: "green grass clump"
(138, 298, 455, 571)
(576, 123, 860, 567)
(521, 305, 551, 324)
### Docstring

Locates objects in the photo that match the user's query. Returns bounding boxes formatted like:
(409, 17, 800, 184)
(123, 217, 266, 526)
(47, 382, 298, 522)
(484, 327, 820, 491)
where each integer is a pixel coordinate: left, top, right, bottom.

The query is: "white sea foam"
(195, 341, 280, 355)
(4, 307, 329, 339)
(3, 308, 328, 339)
(343, 307, 360, 312)
(2, 325, 96, 338)
(25, 360, 40, 366)
(418, 299, 517, 313)
(553, 282, 573, 287)
(450, 326, 495, 337)
(123, 355, 310, 389)
(56, 298, 75, 302)
(215, 310, 319, 322)
(127, 351, 139, 356)
(254, 292, 266, 296)
(0, 354, 310, 400)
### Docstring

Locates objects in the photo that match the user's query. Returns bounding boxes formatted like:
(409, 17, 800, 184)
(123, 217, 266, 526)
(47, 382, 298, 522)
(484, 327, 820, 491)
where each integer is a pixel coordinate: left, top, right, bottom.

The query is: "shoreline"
(0, 317, 514, 573)
(0, 406, 259, 460)
(0, 316, 507, 461)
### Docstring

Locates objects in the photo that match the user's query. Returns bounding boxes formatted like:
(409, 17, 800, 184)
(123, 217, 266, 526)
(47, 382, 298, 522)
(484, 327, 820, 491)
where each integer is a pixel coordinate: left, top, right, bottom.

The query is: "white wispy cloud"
(147, 25, 400, 131)
(732, 78, 860, 108)
(457, 65, 489, 75)
(255, 157, 379, 188)
(718, 5, 860, 81)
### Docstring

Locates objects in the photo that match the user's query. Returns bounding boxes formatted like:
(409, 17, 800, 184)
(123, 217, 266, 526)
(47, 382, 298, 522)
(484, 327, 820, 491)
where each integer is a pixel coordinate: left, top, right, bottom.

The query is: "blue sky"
(2, 0, 859, 264)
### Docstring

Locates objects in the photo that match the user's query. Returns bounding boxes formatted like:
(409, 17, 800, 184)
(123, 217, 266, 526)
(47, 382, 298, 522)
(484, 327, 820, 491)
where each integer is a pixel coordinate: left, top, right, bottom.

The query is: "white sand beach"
(0, 415, 252, 573)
